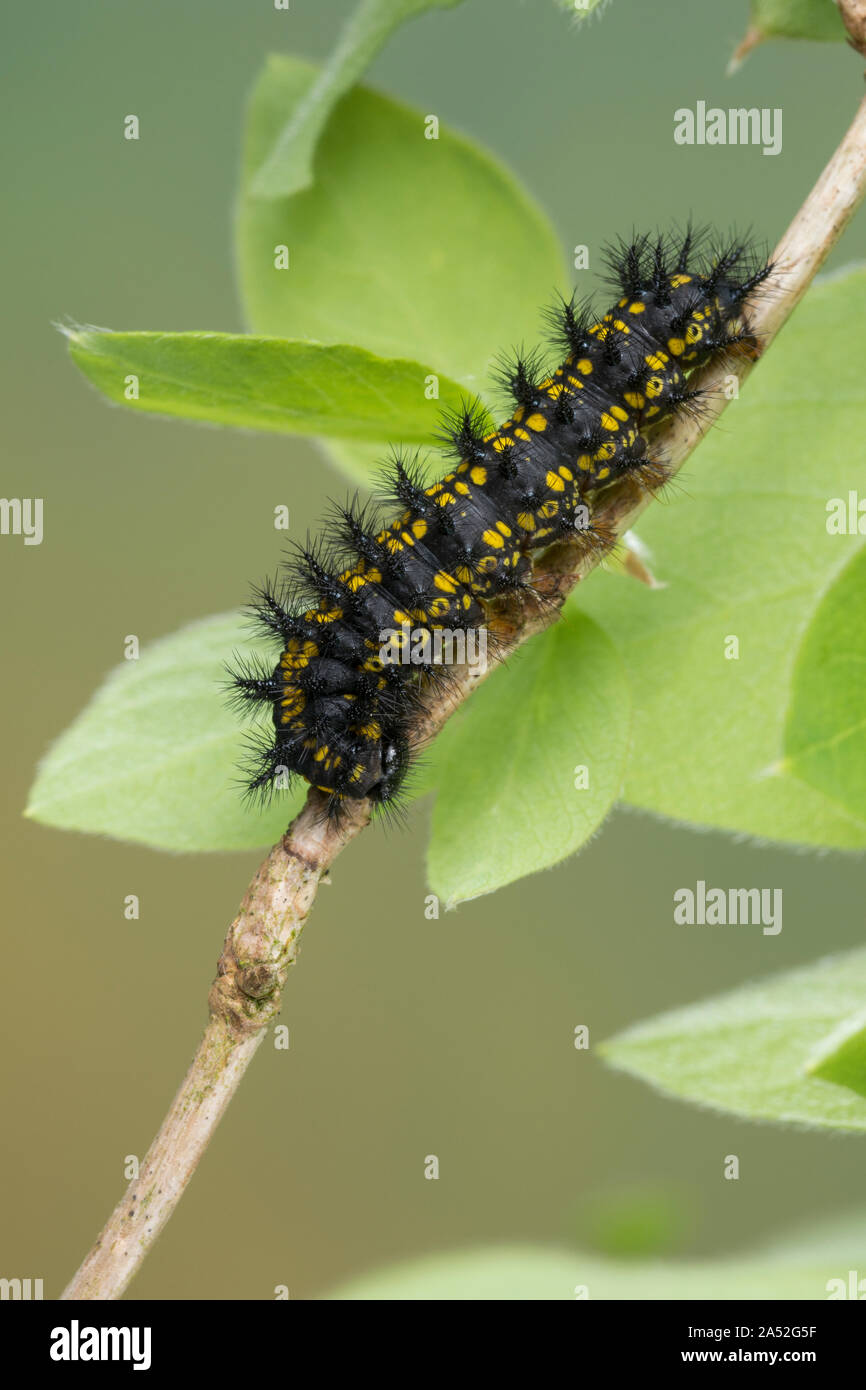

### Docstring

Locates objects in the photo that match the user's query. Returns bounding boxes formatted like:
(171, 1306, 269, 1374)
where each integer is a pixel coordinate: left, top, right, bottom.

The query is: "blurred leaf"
(730, 0, 847, 68)
(574, 1186, 689, 1258)
(600, 948, 866, 1130)
(250, 0, 467, 198)
(427, 614, 630, 904)
(749, 0, 846, 41)
(64, 326, 464, 443)
(25, 614, 302, 853)
(782, 547, 866, 823)
(578, 268, 866, 850)
(237, 56, 566, 410)
(325, 1208, 866, 1297)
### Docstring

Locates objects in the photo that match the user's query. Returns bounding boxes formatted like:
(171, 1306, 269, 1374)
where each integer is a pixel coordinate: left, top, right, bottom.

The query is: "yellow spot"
(629, 301, 646, 315)
(594, 442, 615, 462)
(624, 391, 645, 410)
(456, 460, 470, 473)
(526, 412, 547, 432)
(576, 358, 593, 375)
(645, 352, 668, 370)
(577, 454, 592, 471)
(645, 376, 665, 399)
(539, 500, 558, 519)
(513, 406, 525, 423)
(470, 465, 487, 485)
(618, 297, 628, 308)
(600, 412, 619, 432)
(559, 465, 573, 481)
(496, 520, 512, 536)
(436, 491, 456, 507)
(517, 512, 536, 530)
(429, 597, 450, 618)
(514, 428, 530, 442)
(596, 466, 611, 481)
(482, 528, 505, 549)
(685, 323, 702, 344)
(546, 382, 566, 399)
(493, 436, 514, 452)
(646, 405, 660, 418)
(455, 565, 473, 584)
(670, 273, 692, 288)
(611, 405, 629, 421)
(613, 319, 629, 333)
(545, 470, 566, 493)
(476, 556, 497, 573)
(566, 376, 585, 390)
(412, 518, 427, 539)
(668, 337, 685, 356)
(454, 481, 470, 495)
(434, 570, 457, 593)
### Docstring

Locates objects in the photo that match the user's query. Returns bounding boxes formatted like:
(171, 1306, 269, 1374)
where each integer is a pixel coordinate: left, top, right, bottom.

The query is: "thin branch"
(61, 72, 866, 1301)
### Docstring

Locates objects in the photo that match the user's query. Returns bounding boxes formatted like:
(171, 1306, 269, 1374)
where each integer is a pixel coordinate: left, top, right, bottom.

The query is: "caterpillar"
(230, 228, 771, 818)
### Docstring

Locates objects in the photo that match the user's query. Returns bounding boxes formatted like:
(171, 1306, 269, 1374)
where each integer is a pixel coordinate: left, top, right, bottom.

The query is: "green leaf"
(600, 948, 866, 1131)
(806, 1009, 866, 1099)
(578, 267, 866, 850)
(782, 547, 866, 823)
(250, 0, 467, 198)
(238, 56, 566, 395)
(748, 0, 847, 42)
(426, 614, 630, 904)
(65, 326, 465, 443)
(325, 1209, 866, 1298)
(731, 0, 847, 67)
(25, 614, 302, 853)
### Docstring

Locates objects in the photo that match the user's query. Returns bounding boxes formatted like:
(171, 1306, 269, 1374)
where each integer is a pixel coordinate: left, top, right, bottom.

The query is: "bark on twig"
(61, 72, 866, 1301)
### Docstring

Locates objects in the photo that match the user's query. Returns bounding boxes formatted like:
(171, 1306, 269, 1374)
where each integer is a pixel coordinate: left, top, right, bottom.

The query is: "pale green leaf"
(427, 614, 630, 904)
(65, 326, 464, 443)
(250, 0, 467, 198)
(578, 268, 866, 850)
(25, 614, 302, 853)
(782, 547, 866, 823)
(600, 948, 866, 1130)
(238, 56, 566, 394)
(325, 1208, 866, 1298)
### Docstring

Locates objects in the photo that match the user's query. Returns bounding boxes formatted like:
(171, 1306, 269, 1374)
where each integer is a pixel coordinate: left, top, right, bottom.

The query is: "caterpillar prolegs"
(230, 228, 771, 816)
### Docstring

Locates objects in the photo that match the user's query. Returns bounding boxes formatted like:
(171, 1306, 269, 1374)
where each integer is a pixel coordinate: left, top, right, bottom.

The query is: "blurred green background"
(2, 0, 865, 1299)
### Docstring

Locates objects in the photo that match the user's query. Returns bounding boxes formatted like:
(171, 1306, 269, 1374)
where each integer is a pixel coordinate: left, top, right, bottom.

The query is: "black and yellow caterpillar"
(231, 229, 770, 815)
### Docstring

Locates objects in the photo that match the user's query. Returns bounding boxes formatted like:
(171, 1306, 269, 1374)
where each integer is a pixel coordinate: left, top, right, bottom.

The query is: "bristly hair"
(229, 222, 772, 819)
